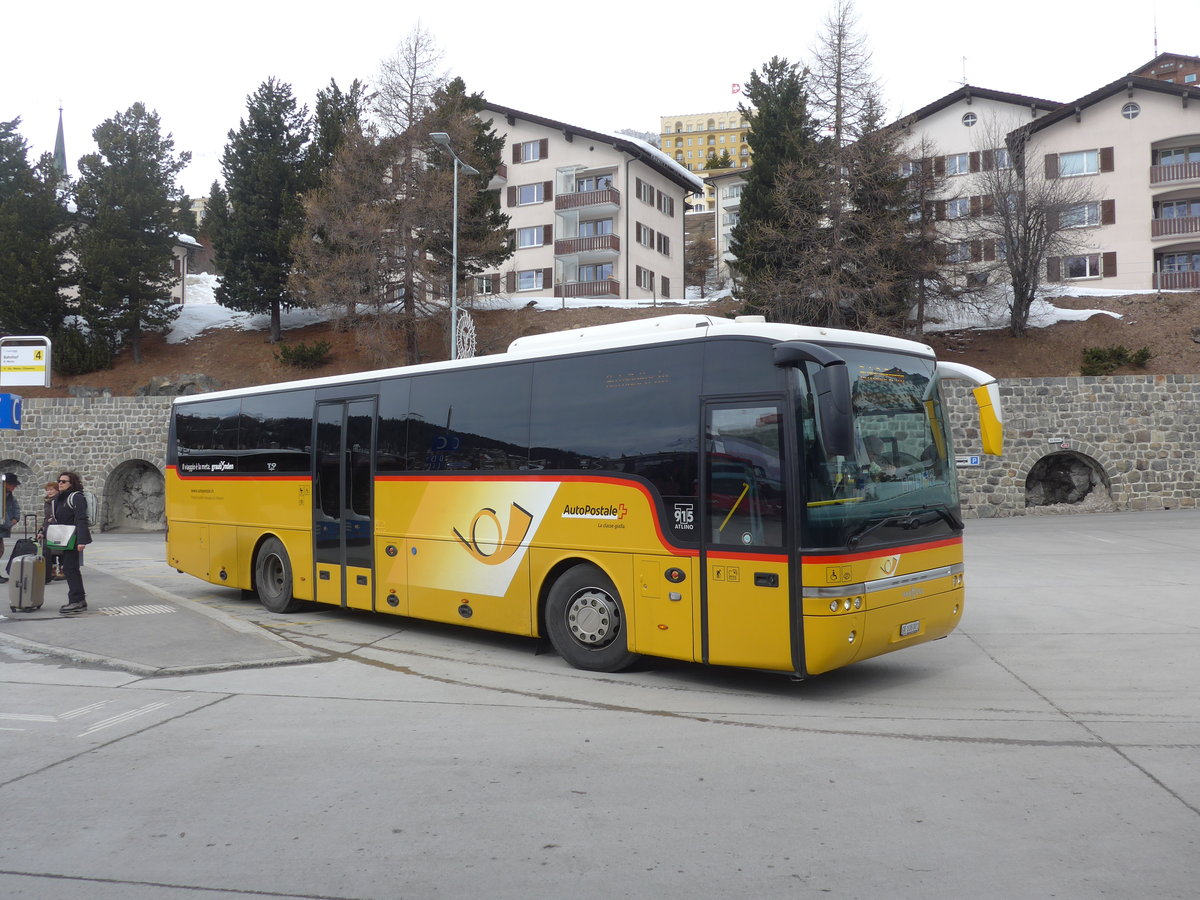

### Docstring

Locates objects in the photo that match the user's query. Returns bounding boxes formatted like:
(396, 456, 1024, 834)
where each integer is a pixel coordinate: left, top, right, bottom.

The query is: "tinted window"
(238, 390, 314, 473)
(702, 338, 783, 395)
(377, 378, 411, 474)
(408, 364, 532, 471)
(175, 399, 241, 453)
(531, 344, 701, 500)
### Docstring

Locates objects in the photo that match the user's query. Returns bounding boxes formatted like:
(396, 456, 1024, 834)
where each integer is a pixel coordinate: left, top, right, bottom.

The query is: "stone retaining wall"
(2, 376, 1197, 528)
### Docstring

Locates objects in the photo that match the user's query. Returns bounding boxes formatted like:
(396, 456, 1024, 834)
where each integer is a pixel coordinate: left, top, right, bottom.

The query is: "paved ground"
(0, 511, 1196, 898)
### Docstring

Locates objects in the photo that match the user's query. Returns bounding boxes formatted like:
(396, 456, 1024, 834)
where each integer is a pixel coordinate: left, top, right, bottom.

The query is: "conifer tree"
(0, 118, 72, 335)
(73, 103, 190, 363)
(306, 78, 369, 186)
(216, 78, 310, 342)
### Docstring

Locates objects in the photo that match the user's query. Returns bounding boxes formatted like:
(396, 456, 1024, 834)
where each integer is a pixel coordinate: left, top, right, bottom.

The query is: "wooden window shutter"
(512, 144, 521, 164)
(970, 195, 982, 217)
(1099, 147, 1115, 173)
(542, 224, 553, 245)
(935, 200, 946, 220)
(1046, 256, 1061, 281)
(1102, 251, 1118, 277)
(984, 240, 996, 262)
(507, 228, 517, 248)
(542, 267, 553, 287)
(969, 151, 981, 173)
(1045, 154, 1059, 179)
(1047, 210, 1059, 230)
(982, 195, 995, 217)
(933, 156, 946, 177)
(507, 186, 516, 207)
(1101, 199, 1116, 224)
(982, 149, 995, 171)
(970, 241, 983, 263)
(506, 271, 515, 293)
(543, 181, 553, 200)
(490, 274, 501, 293)
(539, 138, 549, 160)
(661, 276, 670, 299)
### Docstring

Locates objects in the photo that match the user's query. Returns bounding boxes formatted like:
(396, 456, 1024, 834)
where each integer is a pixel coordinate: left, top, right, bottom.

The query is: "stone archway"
(1025, 451, 1113, 510)
(103, 460, 166, 532)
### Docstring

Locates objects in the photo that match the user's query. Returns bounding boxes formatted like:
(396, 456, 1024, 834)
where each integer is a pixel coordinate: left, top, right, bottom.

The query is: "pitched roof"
(481, 102, 705, 194)
(891, 85, 1062, 130)
(1024, 74, 1200, 136)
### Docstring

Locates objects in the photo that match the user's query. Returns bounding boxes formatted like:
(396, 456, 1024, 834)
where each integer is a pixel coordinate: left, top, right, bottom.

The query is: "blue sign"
(0, 394, 21, 430)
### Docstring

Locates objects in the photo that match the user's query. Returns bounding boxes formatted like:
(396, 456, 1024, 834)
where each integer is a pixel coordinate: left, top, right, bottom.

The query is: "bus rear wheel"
(255, 537, 302, 613)
(545, 564, 638, 672)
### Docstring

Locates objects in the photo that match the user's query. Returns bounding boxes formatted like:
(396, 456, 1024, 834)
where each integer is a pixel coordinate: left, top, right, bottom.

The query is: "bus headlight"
(829, 600, 839, 612)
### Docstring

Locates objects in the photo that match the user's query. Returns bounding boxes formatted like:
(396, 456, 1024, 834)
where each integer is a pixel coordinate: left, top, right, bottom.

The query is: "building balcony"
(555, 278, 621, 299)
(1151, 216, 1200, 239)
(1150, 161, 1200, 185)
(486, 162, 508, 192)
(554, 234, 620, 257)
(1154, 270, 1200, 290)
(556, 187, 621, 212)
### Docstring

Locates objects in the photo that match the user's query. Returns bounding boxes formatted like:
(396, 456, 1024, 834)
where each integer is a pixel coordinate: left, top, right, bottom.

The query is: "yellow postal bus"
(165, 314, 1002, 677)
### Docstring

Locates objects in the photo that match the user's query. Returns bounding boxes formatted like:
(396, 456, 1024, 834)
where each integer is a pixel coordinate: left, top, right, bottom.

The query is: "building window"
(656, 191, 675, 216)
(576, 174, 613, 192)
(474, 276, 495, 295)
(945, 153, 970, 175)
(517, 226, 545, 248)
(1157, 199, 1200, 219)
(579, 263, 613, 282)
(1063, 254, 1101, 279)
(1121, 102, 1141, 119)
(1058, 150, 1099, 177)
(1187, 74, 1198, 84)
(725, 184, 743, 199)
(636, 222, 654, 247)
(995, 147, 1012, 169)
(1061, 202, 1101, 228)
(946, 197, 970, 219)
(579, 218, 613, 237)
(962, 112, 977, 127)
(636, 266, 654, 290)
(1157, 146, 1200, 166)
(946, 242, 970, 263)
(517, 269, 544, 291)
(660, 275, 670, 299)
(722, 211, 740, 227)
(519, 140, 542, 162)
(517, 183, 545, 205)
(1159, 252, 1200, 272)
(637, 179, 655, 204)
(656, 233, 670, 256)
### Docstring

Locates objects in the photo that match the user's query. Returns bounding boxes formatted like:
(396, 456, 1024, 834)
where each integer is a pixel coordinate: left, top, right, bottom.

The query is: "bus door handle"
(754, 573, 779, 588)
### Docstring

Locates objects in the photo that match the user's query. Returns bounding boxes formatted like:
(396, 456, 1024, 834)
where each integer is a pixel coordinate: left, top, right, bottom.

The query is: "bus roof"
(172, 314, 936, 406)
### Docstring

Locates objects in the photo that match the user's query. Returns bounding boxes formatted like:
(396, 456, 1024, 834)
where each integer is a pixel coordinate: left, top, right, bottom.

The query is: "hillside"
(21, 291, 1200, 399)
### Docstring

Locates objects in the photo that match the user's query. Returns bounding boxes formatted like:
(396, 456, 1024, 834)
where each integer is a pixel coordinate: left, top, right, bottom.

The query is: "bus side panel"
(632, 555, 696, 662)
(801, 539, 964, 675)
(407, 537, 532, 635)
(167, 521, 210, 581)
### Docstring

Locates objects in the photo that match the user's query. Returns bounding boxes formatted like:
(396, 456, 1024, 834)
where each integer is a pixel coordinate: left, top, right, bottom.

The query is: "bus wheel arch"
(543, 561, 639, 673)
(253, 535, 302, 614)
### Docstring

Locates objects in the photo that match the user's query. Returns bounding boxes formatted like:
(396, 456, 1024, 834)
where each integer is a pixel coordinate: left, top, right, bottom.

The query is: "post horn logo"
(453, 503, 534, 565)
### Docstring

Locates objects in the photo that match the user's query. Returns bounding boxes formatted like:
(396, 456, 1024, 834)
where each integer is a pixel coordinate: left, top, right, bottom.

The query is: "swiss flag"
(732, 83, 741, 94)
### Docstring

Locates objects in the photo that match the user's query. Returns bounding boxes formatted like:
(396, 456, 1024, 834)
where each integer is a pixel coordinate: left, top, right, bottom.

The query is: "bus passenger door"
(314, 399, 376, 610)
(701, 402, 795, 672)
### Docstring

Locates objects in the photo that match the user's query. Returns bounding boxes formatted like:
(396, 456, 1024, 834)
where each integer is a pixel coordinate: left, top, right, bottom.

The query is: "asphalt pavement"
(0, 534, 319, 675)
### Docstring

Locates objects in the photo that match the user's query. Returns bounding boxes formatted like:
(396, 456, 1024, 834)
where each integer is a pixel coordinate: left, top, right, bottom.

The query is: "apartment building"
(661, 111, 751, 212)
(707, 168, 748, 285)
(475, 103, 702, 302)
(1133, 52, 1200, 86)
(896, 72, 1200, 291)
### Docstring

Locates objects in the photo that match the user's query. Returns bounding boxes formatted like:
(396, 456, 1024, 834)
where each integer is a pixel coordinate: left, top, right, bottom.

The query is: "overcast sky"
(5, 1, 1196, 198)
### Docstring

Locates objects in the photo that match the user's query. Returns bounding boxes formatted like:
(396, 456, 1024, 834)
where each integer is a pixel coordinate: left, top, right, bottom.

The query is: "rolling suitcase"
(9, 554, 46, 612)
(6, 514, 41, 575)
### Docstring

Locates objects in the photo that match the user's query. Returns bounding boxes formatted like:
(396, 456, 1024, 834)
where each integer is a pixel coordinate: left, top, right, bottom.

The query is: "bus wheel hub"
(567, 590, 618, 646)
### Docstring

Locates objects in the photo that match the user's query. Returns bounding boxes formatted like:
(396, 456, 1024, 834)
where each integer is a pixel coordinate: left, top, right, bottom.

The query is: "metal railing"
(554, 234, 620, 255)
(555, 188, 621, 211)
(554, 279, 621, 299)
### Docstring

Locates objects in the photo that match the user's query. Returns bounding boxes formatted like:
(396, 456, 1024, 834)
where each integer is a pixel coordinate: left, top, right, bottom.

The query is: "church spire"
(52, 106, 67, 178)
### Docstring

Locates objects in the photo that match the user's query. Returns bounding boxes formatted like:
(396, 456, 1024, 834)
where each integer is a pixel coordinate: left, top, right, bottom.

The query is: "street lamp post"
(430, 132, 479, 360)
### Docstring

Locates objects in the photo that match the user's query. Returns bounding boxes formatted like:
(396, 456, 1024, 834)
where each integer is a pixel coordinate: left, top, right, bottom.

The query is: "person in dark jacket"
(50, 471, 92, 614)
(0, 473, 21, 584)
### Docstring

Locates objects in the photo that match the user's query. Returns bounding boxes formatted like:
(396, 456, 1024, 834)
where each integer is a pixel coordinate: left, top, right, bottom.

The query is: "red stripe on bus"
(808, 537, 963, 564)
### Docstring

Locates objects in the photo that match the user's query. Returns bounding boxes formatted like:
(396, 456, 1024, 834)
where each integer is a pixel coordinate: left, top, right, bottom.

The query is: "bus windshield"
(798, 348, 960, 549)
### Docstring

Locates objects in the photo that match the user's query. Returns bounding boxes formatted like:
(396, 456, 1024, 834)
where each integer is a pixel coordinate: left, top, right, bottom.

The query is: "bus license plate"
(900, 620, 920, 637)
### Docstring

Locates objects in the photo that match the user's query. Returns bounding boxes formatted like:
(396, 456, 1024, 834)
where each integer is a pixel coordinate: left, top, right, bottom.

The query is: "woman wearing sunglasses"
(49, 472, 92, 614)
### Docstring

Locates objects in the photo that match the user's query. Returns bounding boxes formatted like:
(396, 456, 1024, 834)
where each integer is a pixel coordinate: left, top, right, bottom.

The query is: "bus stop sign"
(0, 336, 52, 388)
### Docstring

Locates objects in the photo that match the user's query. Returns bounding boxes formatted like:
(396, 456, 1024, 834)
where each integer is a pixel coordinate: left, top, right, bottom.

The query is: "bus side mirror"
(774, 341, 855, 458)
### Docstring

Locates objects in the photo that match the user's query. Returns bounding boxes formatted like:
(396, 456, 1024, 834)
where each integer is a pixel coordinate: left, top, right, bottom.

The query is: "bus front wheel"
(255, 537, 302, 613)
(545, 564, 638, 672)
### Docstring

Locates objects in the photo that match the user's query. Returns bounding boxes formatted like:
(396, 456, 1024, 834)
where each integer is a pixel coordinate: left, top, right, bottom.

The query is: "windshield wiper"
(846, 506, 963, 550)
